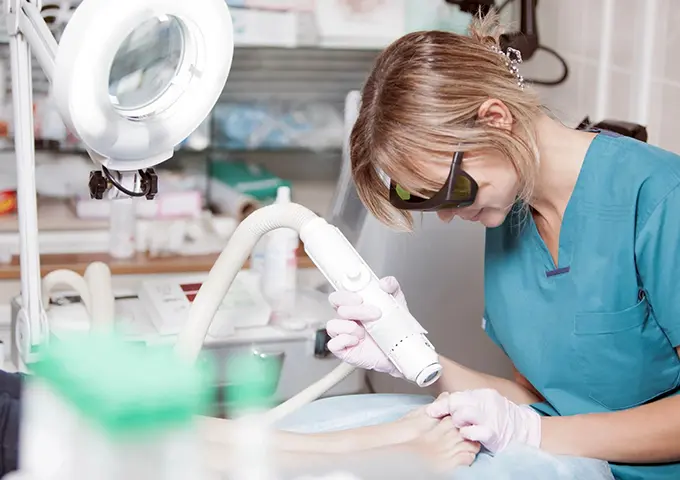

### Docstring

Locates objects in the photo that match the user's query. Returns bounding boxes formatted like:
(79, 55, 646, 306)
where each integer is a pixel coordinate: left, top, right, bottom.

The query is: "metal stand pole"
(7, 0, 50, 360)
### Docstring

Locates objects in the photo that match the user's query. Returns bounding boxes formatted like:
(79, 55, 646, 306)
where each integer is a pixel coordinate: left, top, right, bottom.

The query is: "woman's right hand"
(326, 276, 408, 377)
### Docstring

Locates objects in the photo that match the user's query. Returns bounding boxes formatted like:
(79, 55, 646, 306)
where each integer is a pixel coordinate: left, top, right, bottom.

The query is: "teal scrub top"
(483, 131, 680, 480)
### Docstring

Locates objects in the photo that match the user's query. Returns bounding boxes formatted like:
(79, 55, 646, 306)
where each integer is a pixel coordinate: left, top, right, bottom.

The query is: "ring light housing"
(52, 0, 234, 171)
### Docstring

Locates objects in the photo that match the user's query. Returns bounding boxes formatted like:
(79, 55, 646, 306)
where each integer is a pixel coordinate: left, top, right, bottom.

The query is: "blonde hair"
(351, 11, 542, 230)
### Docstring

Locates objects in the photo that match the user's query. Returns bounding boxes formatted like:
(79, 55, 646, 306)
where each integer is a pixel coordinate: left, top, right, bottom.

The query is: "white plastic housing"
(52, 0, 234, 171)
(300, 218, 442, 387)
(19, 379, 204, 480)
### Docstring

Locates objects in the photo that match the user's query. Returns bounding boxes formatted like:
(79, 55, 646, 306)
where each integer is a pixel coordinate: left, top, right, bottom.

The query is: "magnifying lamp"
(6, 0, 234, 362)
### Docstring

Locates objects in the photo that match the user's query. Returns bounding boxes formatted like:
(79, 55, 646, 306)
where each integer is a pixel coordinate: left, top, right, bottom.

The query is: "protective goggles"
(388, 150, 478, 211)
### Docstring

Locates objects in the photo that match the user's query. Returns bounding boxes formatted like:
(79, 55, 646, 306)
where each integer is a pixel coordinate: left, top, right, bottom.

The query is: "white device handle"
(300, 218, 442, 387)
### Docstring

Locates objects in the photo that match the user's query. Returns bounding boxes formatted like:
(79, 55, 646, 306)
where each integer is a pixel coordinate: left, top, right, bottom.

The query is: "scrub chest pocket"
(573, 294, 680, 411)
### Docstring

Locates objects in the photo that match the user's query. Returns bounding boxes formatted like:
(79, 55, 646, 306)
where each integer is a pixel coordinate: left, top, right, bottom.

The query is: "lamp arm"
(5, 0, 60, 364)
(9, 0, 58, 80)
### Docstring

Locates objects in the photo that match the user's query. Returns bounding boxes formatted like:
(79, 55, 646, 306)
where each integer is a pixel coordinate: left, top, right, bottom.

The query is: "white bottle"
(250, 235, 268, 275)
(40, 94, 67, 145)
(109, 197, 136, 259)
(226, 355, 277, 480)
(261, 186, 298, 321)
(231, 415, 275, 480)
(184, 117, 210, 151)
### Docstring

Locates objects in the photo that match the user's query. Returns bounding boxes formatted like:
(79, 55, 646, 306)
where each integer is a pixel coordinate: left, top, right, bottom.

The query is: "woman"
(325, 11, 680, 480)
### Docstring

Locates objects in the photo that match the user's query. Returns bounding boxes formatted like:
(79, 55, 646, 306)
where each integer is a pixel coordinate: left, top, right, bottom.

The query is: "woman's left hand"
(426, 389, 542, 454)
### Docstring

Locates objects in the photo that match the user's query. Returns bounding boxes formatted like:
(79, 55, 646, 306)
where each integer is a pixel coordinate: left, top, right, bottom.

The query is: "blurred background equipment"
(19, 334, 213, 479)
(577, 117, 649, 143)
(446, 0, 569, 86)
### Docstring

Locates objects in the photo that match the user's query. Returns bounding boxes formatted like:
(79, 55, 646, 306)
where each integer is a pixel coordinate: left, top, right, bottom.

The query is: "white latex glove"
(426, 389, 542, 454)
(325, 276, 407, 377)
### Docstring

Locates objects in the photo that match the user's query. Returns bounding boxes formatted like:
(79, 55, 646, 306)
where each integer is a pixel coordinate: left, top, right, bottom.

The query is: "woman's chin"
(479, 211, 507, 228)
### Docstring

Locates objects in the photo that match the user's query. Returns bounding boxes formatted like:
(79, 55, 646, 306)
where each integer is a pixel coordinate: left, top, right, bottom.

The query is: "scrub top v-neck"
(483, 131, 680, 480)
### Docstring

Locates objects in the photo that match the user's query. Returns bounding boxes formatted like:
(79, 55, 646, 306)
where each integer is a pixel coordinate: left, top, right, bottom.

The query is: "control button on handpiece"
(345, 262, 361, 280)
(346, 268, 361, 280)
(343, 266, 368, 291)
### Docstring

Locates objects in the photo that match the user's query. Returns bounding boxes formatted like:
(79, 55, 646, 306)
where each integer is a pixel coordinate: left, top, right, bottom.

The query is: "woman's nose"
(437, 209, 456, 223)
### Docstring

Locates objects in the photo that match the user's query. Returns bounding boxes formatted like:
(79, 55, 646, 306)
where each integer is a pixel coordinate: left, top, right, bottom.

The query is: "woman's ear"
(477, 99, 513, 131)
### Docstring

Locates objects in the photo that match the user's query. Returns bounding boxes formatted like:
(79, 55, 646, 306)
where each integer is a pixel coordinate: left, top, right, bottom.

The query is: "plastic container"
(0, 171, 17, 217)
(38, 94, 68, 146)
(225, 353, 279, 480)
(0, 60, 11, 150)
(250, 235, 268, 274)
(109, 197, 136, 259)
(183, 117, 211, 151)
(209, 160, 291, 204)
(261, 186, 299, 322)
(19, 334, 213, 480)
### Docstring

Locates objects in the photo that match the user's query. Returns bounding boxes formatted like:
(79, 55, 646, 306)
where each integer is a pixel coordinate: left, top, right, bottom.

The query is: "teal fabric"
(483, 132, 680, 480)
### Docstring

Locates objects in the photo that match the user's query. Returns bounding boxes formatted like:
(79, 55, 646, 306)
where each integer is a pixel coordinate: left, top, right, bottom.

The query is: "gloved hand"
(325, 276, 407, 377)
(426, 389, 542, 454)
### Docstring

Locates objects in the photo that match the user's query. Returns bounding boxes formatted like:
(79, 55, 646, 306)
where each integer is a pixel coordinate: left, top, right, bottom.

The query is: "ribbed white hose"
(41, 262, 115, 331)
(260, 362, 357, 424)
(42, 269, 92, 314)
(174, 203, 318, 360)
(175, 203, 358, 424)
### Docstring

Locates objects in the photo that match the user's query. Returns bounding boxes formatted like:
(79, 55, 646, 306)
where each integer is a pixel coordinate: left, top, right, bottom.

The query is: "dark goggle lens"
(395, 184, 412, 201)
(394, 174, 473, 204)
(452, 173, 473, 199)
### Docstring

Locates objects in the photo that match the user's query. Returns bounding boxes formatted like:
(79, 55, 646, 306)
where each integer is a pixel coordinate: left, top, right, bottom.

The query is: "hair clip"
(490, 45, 525, 90)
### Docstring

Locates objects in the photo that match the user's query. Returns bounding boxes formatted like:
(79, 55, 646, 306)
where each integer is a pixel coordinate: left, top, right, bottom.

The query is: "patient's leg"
(200, 403, 479, 475)
(200, 401, 439, 454)
(275, 393, 435, 433)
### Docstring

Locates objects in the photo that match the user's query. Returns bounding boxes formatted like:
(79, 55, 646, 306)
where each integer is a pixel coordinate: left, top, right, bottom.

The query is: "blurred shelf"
(0, 198, 105, 233)
(0, 186, 333, 280)
(234, 43, 384, 52)
(209, 146, 342, 154)
(0, 248, 317, 280)
(0, 38, 388, 51)
(0, 145, 342, 157)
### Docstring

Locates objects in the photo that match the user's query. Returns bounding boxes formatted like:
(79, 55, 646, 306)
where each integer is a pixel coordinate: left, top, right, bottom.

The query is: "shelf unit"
(0, 3, 381, 187)
(214, 45, 377, 181)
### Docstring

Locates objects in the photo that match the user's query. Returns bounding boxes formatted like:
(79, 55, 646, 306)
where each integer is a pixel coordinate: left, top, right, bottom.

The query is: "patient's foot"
(403, 418, 480, 473)
(389, 394, 455, 444)
(391, 405, 441, 443)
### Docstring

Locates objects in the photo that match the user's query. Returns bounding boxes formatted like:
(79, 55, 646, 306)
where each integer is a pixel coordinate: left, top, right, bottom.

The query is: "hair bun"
(468, 10, 505, 48)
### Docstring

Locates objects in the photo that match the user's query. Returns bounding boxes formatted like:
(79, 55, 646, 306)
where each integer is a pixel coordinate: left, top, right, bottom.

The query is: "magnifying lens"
(7, 0, 234, 361)
(53, 0, 234, 198)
